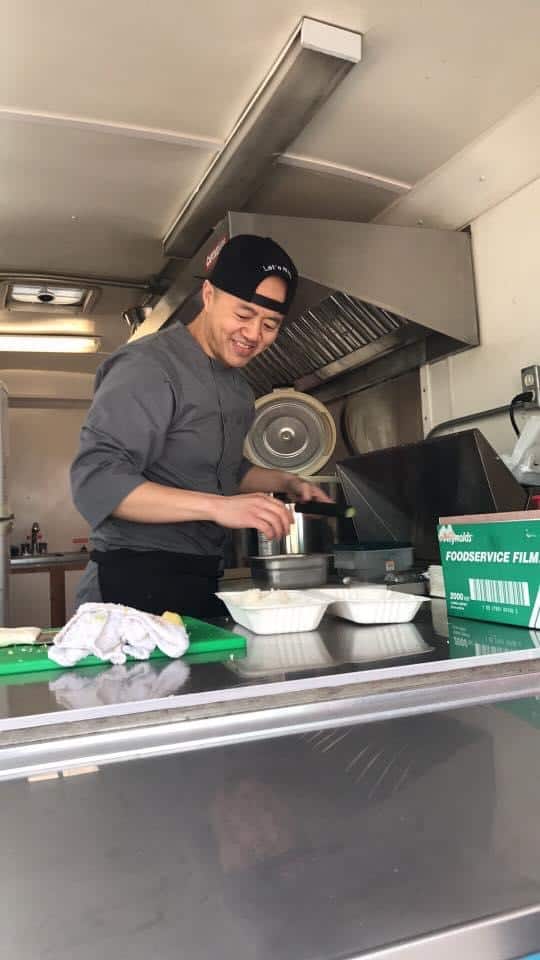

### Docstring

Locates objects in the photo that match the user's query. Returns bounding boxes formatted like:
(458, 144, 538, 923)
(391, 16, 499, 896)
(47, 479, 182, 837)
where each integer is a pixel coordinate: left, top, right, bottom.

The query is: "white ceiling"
(1, 1, 365, 138)
(293, 2, 540, 183)
(0, 0, 539, 370)
(0, 115, 213, 278)
(246, 164, 397, 222)
(375, 89, 540, 229)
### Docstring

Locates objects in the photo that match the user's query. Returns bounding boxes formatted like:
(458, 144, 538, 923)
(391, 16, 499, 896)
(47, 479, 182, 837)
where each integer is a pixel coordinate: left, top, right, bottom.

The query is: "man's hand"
(240, 467, 334, 503)
(282, 475, 333, 504)
(210, 493, 292, 540)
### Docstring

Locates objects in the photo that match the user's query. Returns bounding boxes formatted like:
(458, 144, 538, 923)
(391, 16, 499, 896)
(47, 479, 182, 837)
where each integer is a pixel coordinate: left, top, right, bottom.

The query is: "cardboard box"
(438, 515, 540, 628)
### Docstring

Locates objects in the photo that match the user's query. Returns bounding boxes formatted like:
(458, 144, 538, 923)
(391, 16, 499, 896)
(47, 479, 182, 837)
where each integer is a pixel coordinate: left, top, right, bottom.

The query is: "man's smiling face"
(193, 275, 286, 367)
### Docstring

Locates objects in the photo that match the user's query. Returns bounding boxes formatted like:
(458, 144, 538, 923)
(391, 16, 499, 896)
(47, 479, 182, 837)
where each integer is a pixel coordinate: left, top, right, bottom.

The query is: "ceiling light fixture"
(9, 284, 87, 305)
(163, 17, 362, 258)
(0, 334, 101, 353)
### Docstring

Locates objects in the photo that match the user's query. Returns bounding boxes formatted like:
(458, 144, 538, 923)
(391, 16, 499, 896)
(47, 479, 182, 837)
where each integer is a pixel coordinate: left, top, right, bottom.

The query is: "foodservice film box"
(438, 511, 540, 628)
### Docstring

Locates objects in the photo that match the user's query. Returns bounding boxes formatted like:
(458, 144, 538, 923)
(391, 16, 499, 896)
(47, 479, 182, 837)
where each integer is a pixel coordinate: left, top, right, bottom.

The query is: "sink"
(10, 551, 89, 568)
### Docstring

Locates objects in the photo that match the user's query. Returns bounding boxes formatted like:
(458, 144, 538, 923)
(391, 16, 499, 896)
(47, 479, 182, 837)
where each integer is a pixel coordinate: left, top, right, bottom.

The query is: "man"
(72, 234, 331, 617)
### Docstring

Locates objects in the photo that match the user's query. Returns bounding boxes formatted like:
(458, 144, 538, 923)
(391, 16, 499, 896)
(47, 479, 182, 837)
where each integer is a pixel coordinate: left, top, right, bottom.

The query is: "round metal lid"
(244, 389, 336, 475)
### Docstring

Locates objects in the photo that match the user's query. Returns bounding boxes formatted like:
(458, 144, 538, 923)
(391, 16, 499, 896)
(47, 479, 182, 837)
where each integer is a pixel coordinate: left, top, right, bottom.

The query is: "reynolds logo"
(438, 524, 473, 544)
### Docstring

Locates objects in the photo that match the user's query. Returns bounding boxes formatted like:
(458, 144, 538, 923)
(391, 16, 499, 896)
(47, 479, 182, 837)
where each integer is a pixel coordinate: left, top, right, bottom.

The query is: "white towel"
(48, 602, 189, 667)
(0, 626, 41, 647)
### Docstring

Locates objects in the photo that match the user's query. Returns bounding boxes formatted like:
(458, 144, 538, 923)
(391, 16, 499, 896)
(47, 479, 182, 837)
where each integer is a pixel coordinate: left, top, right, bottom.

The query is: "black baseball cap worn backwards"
(207, 234, 298, 315)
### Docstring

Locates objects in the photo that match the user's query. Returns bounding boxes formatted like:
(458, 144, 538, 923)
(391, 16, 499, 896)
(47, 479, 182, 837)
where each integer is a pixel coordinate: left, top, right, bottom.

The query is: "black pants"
(91, 550, 227, 620)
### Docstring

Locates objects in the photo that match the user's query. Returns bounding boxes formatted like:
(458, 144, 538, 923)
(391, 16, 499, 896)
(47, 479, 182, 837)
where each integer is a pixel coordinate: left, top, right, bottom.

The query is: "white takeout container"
(306, 587, 430, 624)
(216, 590, 329, 635)
(426, 564, 446, 597)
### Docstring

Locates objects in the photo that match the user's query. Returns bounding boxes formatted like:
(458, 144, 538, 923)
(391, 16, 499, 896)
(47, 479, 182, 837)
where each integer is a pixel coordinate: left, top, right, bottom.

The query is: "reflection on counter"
(431, 597, 450, 638)
(330, 621, 432, 662)
(226, 619, 435, 681)
(226, 630, 334, 679)
(300, 710, 482, 802)
(448, 616, 540, 659)
(499, 695, 540, 730)
(48, 658, 191, 710)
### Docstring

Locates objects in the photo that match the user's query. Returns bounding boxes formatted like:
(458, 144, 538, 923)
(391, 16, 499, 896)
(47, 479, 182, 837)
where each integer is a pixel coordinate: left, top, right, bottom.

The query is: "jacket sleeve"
(71, 353, 176, 529)
(237, 456, 254, 484)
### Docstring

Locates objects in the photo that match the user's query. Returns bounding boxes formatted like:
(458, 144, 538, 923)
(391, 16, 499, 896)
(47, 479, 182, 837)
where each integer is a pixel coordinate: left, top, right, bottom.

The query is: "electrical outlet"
(521, 365, 540, 407)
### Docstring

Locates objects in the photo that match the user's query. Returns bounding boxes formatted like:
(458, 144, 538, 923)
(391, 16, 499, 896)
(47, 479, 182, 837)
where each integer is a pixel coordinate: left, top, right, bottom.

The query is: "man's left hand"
(283, 475, 333, 504)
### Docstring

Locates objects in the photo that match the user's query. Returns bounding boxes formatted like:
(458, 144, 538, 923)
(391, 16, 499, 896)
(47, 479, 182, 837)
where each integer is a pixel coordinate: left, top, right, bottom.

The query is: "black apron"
(91, 549, 227, 619)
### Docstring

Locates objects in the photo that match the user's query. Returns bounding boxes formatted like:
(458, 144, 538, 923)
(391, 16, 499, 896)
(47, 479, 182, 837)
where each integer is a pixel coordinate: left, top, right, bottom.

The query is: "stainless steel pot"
(258, 510, 335, 557)
(258, 475, 341, 557)
(228, 475, 344, 568)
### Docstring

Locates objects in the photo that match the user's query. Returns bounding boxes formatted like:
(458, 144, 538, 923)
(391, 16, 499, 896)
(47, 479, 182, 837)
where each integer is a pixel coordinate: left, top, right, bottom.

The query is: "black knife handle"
(293, 501, 356, 519)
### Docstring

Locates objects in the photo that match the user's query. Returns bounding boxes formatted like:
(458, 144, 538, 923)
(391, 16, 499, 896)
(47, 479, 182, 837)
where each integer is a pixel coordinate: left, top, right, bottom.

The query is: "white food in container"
(216, 589, 329, 635)
(306, 587, 430, 624)
(222, 589, 300, 608)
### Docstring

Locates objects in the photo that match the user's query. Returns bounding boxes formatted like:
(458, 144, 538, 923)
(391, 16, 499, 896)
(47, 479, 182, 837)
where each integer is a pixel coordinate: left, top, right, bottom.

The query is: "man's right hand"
(211, 493, 292, 541)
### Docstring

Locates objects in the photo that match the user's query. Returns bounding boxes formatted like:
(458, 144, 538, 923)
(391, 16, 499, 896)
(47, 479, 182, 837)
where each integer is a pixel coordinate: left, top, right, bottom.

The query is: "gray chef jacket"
(72, 321, 255, 603)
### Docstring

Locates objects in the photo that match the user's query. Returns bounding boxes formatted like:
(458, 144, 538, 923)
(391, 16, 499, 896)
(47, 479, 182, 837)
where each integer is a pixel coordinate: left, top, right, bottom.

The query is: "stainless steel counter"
(2, 695, 540, 959)
(10, 550, 90, 569)
(2, 601, 540, 775)
(2, 595, 540, 958)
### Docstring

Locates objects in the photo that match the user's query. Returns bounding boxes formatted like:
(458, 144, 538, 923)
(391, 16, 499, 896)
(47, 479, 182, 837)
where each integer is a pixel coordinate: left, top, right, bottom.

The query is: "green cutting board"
(0, 616, 246, 678)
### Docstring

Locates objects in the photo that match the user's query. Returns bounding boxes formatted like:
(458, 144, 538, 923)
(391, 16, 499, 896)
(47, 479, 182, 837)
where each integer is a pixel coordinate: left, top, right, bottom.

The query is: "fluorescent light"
(163, 17, 362, 257)
(0, 334, 101, 353)
(0, 318, 96, 335)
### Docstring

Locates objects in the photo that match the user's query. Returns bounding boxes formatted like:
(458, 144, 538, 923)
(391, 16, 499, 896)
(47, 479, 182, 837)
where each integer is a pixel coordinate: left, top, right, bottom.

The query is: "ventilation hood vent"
(243, 290, 410, 395)
(145, 211, 479, 396)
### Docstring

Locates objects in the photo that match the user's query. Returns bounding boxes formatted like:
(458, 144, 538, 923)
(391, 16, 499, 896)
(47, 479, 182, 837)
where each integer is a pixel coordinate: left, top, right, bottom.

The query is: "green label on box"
(438, 520, 540, 628)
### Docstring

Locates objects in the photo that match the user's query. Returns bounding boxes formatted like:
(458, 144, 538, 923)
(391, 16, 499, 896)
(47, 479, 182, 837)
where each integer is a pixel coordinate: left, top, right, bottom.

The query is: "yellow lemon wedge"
(161, 610, 185, 627)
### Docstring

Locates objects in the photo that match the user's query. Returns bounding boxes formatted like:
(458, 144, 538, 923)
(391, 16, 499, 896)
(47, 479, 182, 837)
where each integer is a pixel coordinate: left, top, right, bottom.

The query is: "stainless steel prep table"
(2, 600, 540, 766)
(1, 598, 540, 958)
(2, 693, 540, 959)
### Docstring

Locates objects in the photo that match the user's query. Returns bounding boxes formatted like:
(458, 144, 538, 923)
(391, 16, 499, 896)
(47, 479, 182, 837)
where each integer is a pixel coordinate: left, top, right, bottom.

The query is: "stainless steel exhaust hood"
(144, 211, 478, 397)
